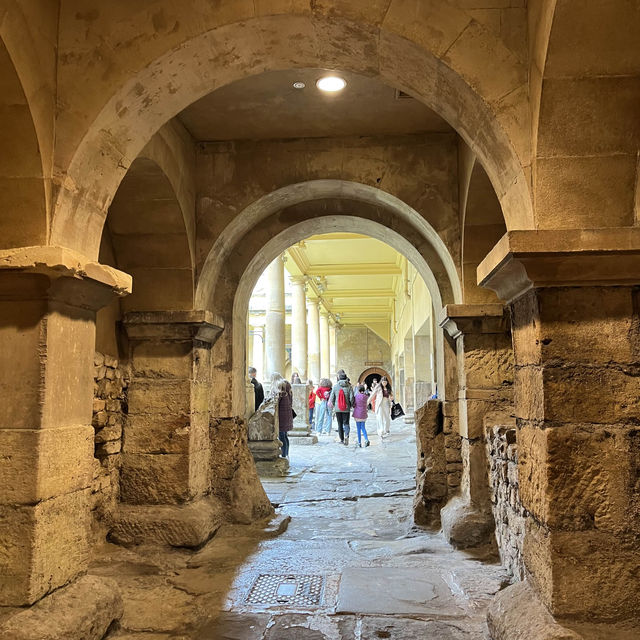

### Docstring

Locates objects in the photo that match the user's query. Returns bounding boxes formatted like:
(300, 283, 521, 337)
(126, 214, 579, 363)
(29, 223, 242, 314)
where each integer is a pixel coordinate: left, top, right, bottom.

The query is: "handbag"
(390, 402, 405, 420)
(292, 408, 297, 419)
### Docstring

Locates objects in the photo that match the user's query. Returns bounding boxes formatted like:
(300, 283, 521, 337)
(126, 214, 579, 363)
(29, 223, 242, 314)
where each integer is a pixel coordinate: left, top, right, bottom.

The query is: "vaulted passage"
(1, 3, 639, 639)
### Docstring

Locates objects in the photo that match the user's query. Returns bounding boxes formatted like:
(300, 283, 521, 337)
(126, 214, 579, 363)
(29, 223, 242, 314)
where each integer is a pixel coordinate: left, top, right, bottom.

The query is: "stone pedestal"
(0, 247, 131, 606)
(439, 303, 514, 549)
(290, 383, 318, 444)
(116, 310, 224, 546)
(479, 229, 640, 622)
(247, 396, 289, 476)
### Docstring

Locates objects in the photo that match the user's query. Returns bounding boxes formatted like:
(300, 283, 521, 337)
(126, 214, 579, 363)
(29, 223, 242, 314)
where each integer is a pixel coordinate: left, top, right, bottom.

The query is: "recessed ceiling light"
(293, 81, 306, 89)
(316, 76, 346, 92)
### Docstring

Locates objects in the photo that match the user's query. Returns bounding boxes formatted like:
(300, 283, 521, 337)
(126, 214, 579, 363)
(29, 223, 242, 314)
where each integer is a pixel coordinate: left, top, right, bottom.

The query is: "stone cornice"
(0, 245, 132, 310)
(477, 229, 640, 303)
(439, 303, 507, 338)
(123, 310, 224, 344)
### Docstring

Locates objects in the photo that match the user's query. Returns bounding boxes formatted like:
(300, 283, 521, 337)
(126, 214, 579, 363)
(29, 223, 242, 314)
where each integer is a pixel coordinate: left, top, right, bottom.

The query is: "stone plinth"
(0, 247, 130, 606)
(290, 383, 317, 445)
(247, 396, 289, 476)
(479, 229, 640, 622)
(118, 310, 224, 546)
(439, 303, 513, 550)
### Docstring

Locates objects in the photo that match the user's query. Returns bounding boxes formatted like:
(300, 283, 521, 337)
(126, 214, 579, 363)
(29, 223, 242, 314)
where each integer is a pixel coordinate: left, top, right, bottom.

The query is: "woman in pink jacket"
(352, 384, 370, 447)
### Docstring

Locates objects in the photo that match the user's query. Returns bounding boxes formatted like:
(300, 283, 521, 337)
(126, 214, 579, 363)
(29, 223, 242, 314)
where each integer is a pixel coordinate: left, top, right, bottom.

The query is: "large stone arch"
(195, 181, 462, 416)
(50, 5, 532, 257)
(0, 34, 48, 248)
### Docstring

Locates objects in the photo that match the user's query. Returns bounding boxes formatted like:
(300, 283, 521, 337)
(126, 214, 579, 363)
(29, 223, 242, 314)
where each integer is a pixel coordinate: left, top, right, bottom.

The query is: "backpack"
(337, 387, 348, 411)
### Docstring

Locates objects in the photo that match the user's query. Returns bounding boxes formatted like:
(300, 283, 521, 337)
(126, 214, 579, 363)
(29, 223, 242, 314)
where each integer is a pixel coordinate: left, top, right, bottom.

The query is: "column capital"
(319, 308, 330, 318)
(439, 303, 508, 339)
(0, 245, 131, 310)
(307, 298, 319, 308)
(123, 310, 224, 344)
(478, 229, 640, 303)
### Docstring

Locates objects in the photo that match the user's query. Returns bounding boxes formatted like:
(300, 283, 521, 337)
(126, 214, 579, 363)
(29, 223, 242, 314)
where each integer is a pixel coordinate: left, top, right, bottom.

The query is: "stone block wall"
(90, 352, 128, 540)
(486, 424, 525, 580)
(210, 416, 274, 524)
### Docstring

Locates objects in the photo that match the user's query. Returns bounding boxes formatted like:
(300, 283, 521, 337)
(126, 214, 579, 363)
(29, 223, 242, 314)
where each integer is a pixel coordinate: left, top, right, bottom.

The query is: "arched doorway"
(358, 366, 392, 390)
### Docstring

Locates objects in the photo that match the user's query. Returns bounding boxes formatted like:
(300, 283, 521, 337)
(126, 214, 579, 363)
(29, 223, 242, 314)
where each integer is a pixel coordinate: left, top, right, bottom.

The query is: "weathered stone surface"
(413, 400, 447, 527)
(487, 581, 583, 640)
(440, 495, 495, 550)
(0, 576, 122, 640)
(109, 497, 225, 547)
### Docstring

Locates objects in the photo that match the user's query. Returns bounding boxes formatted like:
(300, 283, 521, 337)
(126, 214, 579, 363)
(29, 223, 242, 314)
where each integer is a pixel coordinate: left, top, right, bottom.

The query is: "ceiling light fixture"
(293, 81, 306, 89)
(316, 75, 346, 92)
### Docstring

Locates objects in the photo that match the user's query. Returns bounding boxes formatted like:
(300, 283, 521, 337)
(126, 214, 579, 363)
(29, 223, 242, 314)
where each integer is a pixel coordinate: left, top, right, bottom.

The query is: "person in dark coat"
(248, 367, 264, 412)
(270, 372, 293, 459)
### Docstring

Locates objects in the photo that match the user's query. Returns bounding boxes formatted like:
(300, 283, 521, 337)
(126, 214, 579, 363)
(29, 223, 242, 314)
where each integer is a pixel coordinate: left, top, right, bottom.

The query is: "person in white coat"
(369, 376, 394, 438)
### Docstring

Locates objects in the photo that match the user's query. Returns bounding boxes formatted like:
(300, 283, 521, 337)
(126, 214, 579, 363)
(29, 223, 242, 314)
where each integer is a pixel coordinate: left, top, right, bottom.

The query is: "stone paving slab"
(336, 567, 467, 617)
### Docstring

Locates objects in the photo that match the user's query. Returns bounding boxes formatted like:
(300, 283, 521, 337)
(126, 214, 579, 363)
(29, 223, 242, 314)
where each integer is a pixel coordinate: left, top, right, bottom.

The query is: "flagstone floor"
(99, 415, 509, 639)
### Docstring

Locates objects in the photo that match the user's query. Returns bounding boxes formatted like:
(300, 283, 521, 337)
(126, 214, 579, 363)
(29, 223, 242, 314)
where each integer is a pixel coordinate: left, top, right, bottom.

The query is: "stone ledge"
(0, 576, 123, 640)
(487, 581, 583, 640)
(477, 229, 640, 303)
(109, 497, 225, 548)
(0, 245, 131, 294)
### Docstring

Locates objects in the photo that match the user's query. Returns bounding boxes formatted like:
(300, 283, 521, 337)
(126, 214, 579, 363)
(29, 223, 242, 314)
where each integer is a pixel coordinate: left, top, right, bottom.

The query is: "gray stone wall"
(91, 352, 127, 539)
(486, 424, 525, 580)
(336, 326, 392, 383)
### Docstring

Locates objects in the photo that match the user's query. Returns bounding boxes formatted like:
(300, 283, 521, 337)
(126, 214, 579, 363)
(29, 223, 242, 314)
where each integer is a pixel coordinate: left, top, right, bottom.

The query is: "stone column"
(0, 247, 130, 606)
(289, 383, 318, 444)
(307, 299, 320, 382)
(115, 310, 224, 547)
(319, 308, 331, 379)
(403, 334, 415, 423)
(264, 255, 285, 379)
(479, 229, 640, 623)
(251, 326, 264, 380)
(290, 276, 308, 379)
(414, 333, 432, 407)
(439, 304, 514, 550)
(329, 319, 337, 380)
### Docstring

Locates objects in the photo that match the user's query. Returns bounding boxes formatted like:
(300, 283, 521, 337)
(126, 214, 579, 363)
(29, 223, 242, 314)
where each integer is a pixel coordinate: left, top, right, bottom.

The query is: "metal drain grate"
(245, 574, 325, 606)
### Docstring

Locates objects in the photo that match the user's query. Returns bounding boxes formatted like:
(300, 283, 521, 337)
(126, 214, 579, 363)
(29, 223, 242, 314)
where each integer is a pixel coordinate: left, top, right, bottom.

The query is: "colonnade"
(250, 255, 338, 385)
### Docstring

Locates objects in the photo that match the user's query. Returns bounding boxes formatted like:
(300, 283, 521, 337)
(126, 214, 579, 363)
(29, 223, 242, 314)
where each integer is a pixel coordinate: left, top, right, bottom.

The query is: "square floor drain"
(245, 574, 325, 606)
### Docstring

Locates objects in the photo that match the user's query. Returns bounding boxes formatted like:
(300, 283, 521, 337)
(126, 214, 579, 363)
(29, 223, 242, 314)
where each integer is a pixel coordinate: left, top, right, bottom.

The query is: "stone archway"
(48, 6, 531, 259)
(357, 366, 392, 387)
(194, 181, 464, 417)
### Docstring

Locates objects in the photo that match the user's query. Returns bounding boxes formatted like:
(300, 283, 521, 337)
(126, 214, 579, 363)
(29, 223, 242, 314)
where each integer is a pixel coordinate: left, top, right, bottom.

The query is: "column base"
(109, 497, 225, 548)
(440, 495, 495, 550)
(487, 581, 583, 640)
(0, 576, 123, 640)
(289, 428, 318, 445)
(255, 457, 289, 477)
(403, 413, 415, 424)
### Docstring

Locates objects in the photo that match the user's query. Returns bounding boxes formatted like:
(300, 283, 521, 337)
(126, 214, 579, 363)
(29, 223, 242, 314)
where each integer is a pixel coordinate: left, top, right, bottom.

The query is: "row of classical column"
(262, 255, 337, 382)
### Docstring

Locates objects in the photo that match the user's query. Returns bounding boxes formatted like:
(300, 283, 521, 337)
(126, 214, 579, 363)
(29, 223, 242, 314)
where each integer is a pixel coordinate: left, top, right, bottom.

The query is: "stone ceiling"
(178, 69, 452, 141)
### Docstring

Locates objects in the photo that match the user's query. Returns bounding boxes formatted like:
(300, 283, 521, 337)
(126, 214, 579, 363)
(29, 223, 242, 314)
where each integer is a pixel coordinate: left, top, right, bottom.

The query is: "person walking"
(248, 367, 264, 412)
(352, 384, 370, 447)
(269, 372, 293, 459)
(369, 376, 393, 439)
(314, 377, 333, 435)
(291, 372, 301, 384)
(307, 380, 316, 429)
(329, 371, 355, 445)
